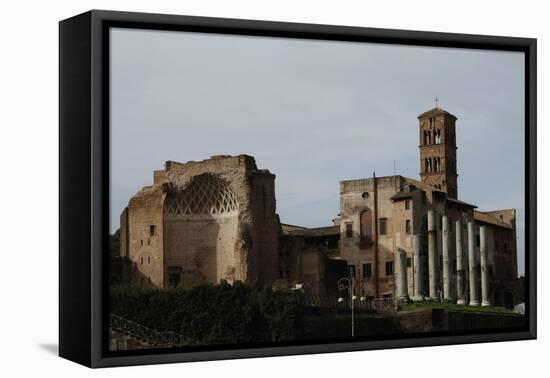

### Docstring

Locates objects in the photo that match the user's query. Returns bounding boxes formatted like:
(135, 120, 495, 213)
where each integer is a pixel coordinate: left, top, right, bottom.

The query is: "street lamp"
(337, 277, 365, 337)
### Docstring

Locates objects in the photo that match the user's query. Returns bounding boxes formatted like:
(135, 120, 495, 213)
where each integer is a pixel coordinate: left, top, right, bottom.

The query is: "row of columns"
(396, 210, 491, 306)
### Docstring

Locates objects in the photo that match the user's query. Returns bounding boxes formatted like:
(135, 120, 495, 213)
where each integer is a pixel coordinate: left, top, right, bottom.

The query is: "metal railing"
(110, 314, 192, 347)
(301, 295, 397, 310)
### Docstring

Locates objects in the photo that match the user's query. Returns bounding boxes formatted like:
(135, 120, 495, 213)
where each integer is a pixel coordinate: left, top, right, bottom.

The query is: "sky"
(110, 28, 525, 275)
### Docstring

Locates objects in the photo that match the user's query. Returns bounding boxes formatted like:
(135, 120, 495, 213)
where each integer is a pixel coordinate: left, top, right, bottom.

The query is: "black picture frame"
(59, 9, 537, 368)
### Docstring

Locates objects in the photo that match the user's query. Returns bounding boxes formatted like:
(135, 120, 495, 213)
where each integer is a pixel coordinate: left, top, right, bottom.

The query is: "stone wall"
(121, 185, 165, 287)
(119, 155, 279, 288)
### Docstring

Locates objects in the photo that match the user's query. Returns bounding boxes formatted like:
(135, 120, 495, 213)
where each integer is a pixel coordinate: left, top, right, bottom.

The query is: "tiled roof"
(281, 223, 308, 234)
(418, 107, 457, 120)
(390, 191, 416, 201)
(447, 197, 477, 209)
(474, 211, 513, 229)
(288, 225, 340, 237)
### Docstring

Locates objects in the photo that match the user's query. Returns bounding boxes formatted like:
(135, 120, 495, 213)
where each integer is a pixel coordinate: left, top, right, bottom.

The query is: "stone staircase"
(109, 314, 191, 351)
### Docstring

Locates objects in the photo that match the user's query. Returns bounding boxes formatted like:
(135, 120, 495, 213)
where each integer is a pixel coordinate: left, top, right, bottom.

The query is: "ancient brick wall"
(120, 154, 279, 288)
(124, 185, 165, 287)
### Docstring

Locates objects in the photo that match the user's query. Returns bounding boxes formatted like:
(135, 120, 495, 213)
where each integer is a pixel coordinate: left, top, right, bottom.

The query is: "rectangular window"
(379, 218, 387, 235)
(168, 273, 180, 288)
(148, 256, 151, 264)
(149, 224, 156, 236)
(405, 219, 411, 234)
(385, 261, 394, 276)
(363, 263, 372, 278)
(407, 257, 412, 267)
(348, 265, 356, 279)
(405, 200, 410, 210)
(346, 223, 353, 238)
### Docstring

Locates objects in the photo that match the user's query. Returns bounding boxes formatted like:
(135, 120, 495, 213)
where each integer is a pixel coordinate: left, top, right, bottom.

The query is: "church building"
(336, 107, 520, 307)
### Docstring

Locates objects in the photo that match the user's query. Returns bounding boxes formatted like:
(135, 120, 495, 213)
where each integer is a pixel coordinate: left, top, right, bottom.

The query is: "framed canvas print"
(59, 10, 537, 368)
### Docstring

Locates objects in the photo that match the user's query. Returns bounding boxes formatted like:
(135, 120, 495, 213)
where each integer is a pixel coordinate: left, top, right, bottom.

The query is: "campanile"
(418, 107, 458, 198)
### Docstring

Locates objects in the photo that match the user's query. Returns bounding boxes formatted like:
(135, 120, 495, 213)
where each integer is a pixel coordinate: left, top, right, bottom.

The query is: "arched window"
(435, 129, 441, 144)
(434, 157, 440, 172)
(360, 210, 373, 244)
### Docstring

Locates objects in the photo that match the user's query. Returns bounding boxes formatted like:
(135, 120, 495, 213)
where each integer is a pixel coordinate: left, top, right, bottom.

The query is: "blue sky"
(110, 28, 525, 275)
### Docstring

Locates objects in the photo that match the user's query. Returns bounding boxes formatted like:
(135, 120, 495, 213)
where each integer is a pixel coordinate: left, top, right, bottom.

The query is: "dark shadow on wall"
(110, 256, 160, 288)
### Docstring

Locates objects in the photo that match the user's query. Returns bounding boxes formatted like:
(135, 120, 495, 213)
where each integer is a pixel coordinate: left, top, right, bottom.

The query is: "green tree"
(109, 229, 120, 257)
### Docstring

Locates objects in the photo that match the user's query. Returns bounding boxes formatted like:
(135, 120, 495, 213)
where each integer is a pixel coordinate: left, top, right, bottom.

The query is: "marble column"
(427, 210, 438, 300)
(468, 221, 480, 306)
(413, 234, 423, 300)
(455, 219, 466, 304)
(442, 215, 451, 300)
(396, 249, 408, 300)
(480, 226, 491, 306)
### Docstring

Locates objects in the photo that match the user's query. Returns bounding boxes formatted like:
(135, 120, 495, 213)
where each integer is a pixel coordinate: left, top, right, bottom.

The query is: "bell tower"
(418, 106, 458, 198)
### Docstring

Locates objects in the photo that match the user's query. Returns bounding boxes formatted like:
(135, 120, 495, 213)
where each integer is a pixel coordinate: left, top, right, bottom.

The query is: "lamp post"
(337, 277, 365, 337)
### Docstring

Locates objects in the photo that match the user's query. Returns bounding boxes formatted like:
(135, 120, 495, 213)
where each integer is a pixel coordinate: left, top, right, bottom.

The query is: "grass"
(402, 300, 519, 315)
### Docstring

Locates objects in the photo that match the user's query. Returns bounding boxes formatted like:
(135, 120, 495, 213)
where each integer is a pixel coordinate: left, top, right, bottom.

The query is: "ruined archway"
(163, 174, 240, 287)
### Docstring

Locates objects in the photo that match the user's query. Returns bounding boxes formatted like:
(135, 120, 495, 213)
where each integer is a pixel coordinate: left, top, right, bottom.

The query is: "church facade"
(114, 107, 522, 308)
(337, 108, 520, 307)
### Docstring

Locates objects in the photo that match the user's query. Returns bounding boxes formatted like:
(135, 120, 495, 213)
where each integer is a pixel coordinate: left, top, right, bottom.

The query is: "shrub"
(110, 281, 304, 345)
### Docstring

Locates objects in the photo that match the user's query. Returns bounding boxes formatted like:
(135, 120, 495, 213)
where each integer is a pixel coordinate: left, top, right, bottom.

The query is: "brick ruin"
(119, 155, 279, 288)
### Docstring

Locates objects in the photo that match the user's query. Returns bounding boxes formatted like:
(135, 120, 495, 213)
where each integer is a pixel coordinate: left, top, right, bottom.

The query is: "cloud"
(110, 28, 525, 274)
